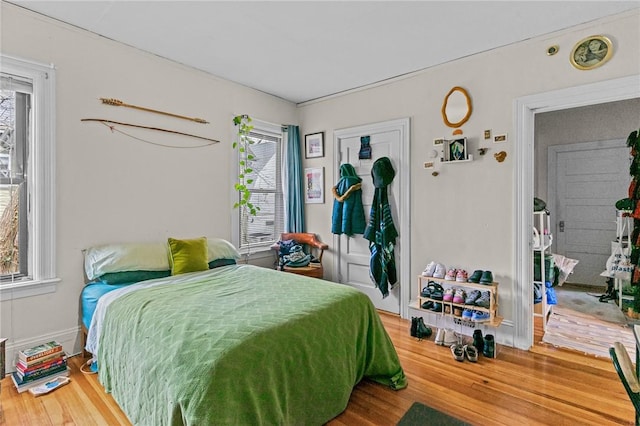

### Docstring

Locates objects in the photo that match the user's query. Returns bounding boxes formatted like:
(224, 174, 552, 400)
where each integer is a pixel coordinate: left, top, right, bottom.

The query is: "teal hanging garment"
(331, 163, 366, 236)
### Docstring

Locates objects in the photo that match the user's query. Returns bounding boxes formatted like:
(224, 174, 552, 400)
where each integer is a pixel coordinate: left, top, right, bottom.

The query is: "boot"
(473, 329, 484, 354)
(416, 317, 432, 339)
(483, 334, 495, 358)
(410, 317, 418, 337)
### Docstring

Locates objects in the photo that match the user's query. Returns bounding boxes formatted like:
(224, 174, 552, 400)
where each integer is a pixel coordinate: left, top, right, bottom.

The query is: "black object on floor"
(397, 402, 470, 426)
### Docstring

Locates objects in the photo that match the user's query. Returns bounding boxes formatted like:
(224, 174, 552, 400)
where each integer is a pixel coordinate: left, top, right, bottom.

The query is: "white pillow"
(84, 242, 170, 280)
(207, 238, 241, 262)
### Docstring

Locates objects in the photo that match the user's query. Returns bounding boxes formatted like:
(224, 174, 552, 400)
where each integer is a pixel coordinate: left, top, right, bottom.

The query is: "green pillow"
(168, 237, 209, 275)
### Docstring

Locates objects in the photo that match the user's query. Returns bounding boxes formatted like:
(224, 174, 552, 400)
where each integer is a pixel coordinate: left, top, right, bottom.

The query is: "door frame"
(333, 117, 411, 318)
(514, 75, 640, 350)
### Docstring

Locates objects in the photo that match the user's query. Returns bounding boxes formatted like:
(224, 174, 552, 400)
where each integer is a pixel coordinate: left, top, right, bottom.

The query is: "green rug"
(397, 402, 470, 426)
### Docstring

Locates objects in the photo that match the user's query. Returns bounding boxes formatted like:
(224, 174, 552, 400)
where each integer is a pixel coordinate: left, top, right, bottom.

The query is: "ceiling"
(9, 1, 640, 104)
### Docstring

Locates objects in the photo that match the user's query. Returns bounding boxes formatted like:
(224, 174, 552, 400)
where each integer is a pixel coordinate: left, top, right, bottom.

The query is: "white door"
(334, 119, 409, 314)
(549, 139, 630, 287)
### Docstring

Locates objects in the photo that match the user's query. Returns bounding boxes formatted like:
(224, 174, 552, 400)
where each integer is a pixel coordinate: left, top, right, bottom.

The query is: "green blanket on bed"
(98, 264, 406, 425)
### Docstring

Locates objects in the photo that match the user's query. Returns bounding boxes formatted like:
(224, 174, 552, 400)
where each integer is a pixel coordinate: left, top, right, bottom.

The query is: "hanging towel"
(332, 163, 366, 236)
(363, 157, 398, 298)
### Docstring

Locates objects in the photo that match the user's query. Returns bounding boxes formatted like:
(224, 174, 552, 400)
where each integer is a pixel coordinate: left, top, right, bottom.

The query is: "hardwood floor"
(1, 313, 633, 425)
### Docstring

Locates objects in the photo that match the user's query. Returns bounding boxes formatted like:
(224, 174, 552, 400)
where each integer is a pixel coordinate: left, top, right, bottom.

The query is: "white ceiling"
(9, 1, 640, 104)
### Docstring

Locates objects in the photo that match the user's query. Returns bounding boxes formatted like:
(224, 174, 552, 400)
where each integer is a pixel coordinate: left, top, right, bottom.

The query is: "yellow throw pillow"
(168, 237, 209, 275)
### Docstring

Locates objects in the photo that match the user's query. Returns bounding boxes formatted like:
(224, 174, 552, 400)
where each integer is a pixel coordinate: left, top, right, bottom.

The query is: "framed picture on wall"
(570, 35, 612, 70)
(305, 132, 324, 158)
(304, 167, 324, 204)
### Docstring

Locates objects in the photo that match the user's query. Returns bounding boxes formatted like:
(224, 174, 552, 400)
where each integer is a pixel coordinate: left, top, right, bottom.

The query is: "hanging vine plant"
(232, 114, 260, 217)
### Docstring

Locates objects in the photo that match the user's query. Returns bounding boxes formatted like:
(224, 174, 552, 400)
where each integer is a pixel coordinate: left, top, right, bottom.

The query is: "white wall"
(297, 10, 640, 338)
(0, 3, 297, 361)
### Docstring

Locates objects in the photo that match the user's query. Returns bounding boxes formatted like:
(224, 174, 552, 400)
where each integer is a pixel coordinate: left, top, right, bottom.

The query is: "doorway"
(513, 75, 640, 351)
(333, 118, 410, 316)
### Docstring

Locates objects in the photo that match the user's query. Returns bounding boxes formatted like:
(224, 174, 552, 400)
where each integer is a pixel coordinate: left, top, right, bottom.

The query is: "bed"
(82, 238, 407, 425)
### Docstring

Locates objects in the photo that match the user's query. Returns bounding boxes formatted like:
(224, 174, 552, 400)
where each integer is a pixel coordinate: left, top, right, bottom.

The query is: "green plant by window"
(232, 115, 260, 217)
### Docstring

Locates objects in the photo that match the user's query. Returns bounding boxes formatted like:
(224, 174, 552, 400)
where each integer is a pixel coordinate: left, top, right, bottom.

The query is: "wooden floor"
(0, 313, 633, 425)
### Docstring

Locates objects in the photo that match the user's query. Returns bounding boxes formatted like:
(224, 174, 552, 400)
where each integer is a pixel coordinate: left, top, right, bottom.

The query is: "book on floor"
(18, 341, 63, 365)
(11, 367, 70, 393)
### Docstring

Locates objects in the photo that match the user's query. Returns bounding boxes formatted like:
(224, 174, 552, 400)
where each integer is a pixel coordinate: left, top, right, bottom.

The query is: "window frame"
(231, 119, 284, 256)
(0, 54, 58, 301)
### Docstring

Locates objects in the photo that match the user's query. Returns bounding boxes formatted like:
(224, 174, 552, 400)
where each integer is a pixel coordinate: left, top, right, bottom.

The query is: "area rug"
(542, 304, 635, 359)
(397, 402, 470, 426)
(554, 285, 627, 325)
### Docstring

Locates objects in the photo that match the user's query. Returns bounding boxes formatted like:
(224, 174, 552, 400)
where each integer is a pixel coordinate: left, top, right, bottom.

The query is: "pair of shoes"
(435, 328, 457, 346)
(450, 343, 465, 362)
(421, 261, 437, 277)
(432, 263, 446, 279)
(483, 334, 495, 358)
(416, 317, 432, 339)
(471, 311, 490, 322)
(467, 270, 493, 284)
(428, 282, 444, 300)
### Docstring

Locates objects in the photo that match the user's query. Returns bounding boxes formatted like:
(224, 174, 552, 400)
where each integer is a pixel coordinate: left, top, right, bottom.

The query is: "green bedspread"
(98, 264, 406, 425)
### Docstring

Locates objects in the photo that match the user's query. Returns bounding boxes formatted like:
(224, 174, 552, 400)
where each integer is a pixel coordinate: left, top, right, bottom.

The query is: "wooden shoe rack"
(411, 275, 504, 328)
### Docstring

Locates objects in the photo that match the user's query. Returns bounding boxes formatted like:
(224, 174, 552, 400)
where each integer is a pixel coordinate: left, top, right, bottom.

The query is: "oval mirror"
(441, 86, 472, 128)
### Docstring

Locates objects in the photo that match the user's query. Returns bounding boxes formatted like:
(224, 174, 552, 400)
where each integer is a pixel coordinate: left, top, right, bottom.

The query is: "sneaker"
(421, 261, 437, 277)
(464, 344, 478, 362)
(456, 269, 468, 282)
(480, 270, 494, 284)
(465, 289, 481, 305)
(433, 263, 447, 279)
(450, 343, 465, 362)
(445, 268, 457, 281)
(434, 328, 445, 345)
(453, 288, 467, 304)
(467, 270, 483, 283)
(443, 329, 458, 346)
(475, 291, 491, 308)
(443, 287, 455, 302)
(462, 308, 474, 320)
(471, 310, 490, 322)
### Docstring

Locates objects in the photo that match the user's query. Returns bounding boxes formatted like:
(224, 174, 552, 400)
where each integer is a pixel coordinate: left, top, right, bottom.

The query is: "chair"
(271, 233, 328, 279)
(610, 341, 640, 425)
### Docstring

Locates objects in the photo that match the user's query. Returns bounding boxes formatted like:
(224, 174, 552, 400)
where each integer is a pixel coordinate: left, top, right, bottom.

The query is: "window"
(0, 54, 56, 299)
(234, 121, 284, 252)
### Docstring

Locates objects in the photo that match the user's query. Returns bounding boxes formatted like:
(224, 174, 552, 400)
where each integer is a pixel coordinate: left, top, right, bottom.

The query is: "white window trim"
(0, 54, 57, 300)
(230, 118, 283, 257)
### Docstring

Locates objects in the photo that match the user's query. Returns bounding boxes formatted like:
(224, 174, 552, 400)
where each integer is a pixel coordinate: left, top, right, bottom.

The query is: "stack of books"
(11, 341, 69, 393)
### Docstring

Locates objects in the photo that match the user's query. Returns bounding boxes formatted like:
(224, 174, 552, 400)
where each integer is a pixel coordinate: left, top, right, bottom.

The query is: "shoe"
(416, 317, 432, 339)
(444, 305, 451, 314)
(453, 307, 463, 317)
(429, 302, 443, 313)
(483, 334, 495, 358)
(472, 310, 490, 322)
(451, 343, 465, 362)
(465, 289, 481, 305)
(464, 344, 478, 362)
(421, 300, 434, 310)
(456, 269, 468, 282)
(453, 288, 467, 304)
(475, 291, 491, 308)
(443, 287, 455, 302)
(480, 270, 494, 284)
(445, 268, 457, 281)
(462, 308, 474, 320)
(410, 317, 418, 337)
(433, 263, 446, 279)
(467, 270, 483, 283)
(434, 328, 445, 345)
(422, 261, 437, 277)
(473, 329, 484, 354)
(443, 328, 458, 346)
(429, 282, 444, 300)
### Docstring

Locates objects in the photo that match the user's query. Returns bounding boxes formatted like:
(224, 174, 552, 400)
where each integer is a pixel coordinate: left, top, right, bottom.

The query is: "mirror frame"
(441, 86, 473, 128)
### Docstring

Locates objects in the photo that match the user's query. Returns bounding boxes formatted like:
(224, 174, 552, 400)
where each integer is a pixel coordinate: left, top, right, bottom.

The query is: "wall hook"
(478, 148, 488, 156)
(432, 171, 439, 177)
(494, 151, 507, 163)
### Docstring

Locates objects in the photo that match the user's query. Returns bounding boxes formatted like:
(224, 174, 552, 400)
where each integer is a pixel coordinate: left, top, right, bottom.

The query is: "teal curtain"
(285, 125, 305, 232)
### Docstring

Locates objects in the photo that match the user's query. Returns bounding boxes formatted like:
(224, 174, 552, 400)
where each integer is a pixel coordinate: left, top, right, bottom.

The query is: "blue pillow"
(97, 270, 171, 285)
(208, 258, 236, 269)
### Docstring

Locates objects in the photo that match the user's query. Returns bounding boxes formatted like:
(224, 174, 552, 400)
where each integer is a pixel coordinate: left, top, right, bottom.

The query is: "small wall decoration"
(359, 135, 372, 159)
(570, 35, 612, 70)
(304, 167, 324, 204)
(305, 132, 324, 158)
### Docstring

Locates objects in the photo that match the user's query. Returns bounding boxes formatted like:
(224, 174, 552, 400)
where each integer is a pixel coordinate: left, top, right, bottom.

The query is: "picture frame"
(304, 167, 324, 204)
(570, 35, 612, 70)
(304, 132, 324, 158)
(443, 137, 468, 162)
